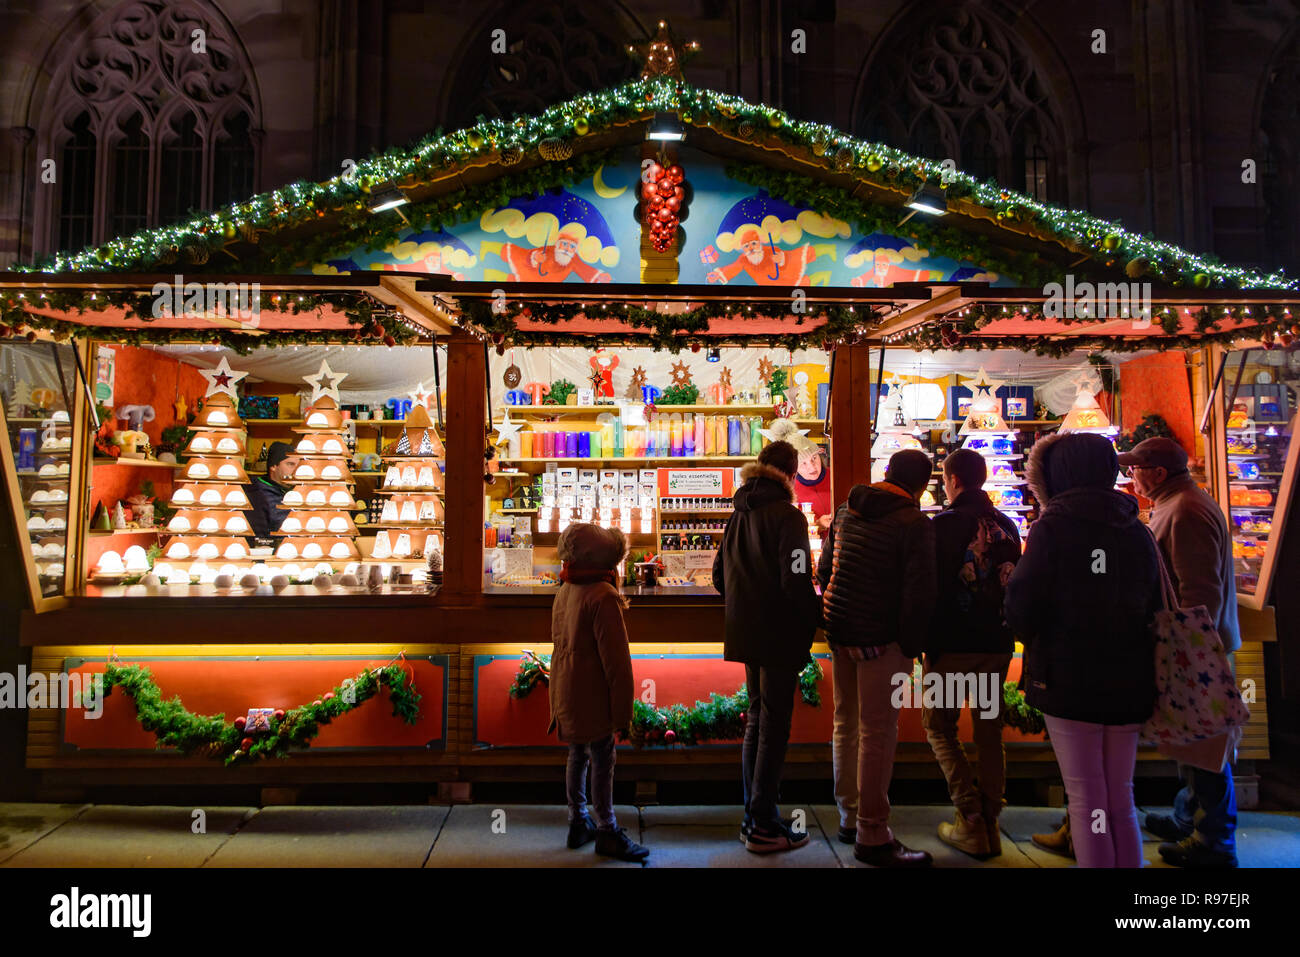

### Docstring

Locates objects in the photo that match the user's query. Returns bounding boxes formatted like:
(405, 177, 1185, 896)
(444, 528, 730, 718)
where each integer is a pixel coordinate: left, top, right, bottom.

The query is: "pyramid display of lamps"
(374, 403, 444, 561)
(1057, 371, 1127, 488)
(274, 393, 360, 563)
(957, 368, 1030, 533)
(159, 388, 256, 581)
(870, 378, 925, 485)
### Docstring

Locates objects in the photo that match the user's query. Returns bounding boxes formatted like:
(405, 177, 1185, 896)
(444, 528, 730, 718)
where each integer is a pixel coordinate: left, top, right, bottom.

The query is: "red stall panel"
(62, 656, 447, 753)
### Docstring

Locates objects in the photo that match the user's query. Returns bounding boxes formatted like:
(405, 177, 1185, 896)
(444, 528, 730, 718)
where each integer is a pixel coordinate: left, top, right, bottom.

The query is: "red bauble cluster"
(640, 162, 687, 253)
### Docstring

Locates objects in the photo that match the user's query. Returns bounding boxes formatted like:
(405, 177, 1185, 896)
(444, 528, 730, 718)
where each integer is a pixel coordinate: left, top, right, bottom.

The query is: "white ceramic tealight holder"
(399, 501, 418, 523)
(371, 531, 392, 559)
(306, 489, 327, 506)
(123, 545, 150, 573)
(329, 490, 352, 507)
(283, 490, 304, 506)
(281, 517, 303, 533)
(384, 465, 402, 488)
(418, 466, 435, 487)
(301, 542, 324, 560)
(327, 516, 348, 534)
(329, 541, 351, 559)
(305, 516, 326, 533)
(380, 500, 399, 523)
(224, 542, 248, 560)
(200, 489, 223, 506)
(96, 550, 125, 575)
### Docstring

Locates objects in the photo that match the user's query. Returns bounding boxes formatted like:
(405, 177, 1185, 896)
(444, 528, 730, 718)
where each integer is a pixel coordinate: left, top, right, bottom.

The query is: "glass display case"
(0, 340, 86, 610)
(1220, 347, 1300, 607)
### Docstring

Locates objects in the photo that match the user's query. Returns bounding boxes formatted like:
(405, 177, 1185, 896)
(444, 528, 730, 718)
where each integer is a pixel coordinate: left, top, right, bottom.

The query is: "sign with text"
(657, 468, 733, 496)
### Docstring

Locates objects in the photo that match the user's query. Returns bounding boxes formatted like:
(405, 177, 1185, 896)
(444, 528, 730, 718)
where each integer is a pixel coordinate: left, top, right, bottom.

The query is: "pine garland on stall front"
(88, 662, 421, 765)
(508, 652, 824, 748)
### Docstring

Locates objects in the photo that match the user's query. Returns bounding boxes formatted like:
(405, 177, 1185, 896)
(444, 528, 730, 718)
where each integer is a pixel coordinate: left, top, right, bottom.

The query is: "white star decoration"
(199, 357, 249, 399)
(303, 359, 348, 403)
(408, 381, 435, 410)
(494, 411, 525, 450)
(967, 365, 1005, 412)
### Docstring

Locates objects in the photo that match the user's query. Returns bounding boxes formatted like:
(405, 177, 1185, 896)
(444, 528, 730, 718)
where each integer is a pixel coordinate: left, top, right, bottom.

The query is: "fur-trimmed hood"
(1027, 431, 1138, 527)
(734, 462, 795, 510)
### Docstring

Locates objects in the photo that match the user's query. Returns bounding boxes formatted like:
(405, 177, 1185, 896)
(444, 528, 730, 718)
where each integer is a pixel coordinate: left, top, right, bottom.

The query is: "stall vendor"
(795, 446, 833, 531)
(245, 441, 298, 539)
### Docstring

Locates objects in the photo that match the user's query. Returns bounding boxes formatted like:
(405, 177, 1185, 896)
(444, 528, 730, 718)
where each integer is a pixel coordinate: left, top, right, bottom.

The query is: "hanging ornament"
(503, 353, 522, 389)
(757, 356, 775, 384)
(669, 360, 693, 387)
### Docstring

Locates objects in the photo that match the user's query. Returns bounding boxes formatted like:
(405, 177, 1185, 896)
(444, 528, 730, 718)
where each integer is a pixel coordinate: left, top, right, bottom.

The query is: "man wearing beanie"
(817, 448, 937, 866)
(1120, 436, 1240, 868)
(245, 441, 299, 539)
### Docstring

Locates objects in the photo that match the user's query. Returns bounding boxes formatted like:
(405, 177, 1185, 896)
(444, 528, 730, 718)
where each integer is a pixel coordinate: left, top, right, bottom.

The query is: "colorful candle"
(578, 431, 591, 458)
(683, 413, 696, 455)
(694, 413, 705, 454)
(728, 416, 742, 455)
(670, 414, 683, 456)
(565, 432, 579, 458)
(749, 417, 763, 455)
(521, 431, 533, 458)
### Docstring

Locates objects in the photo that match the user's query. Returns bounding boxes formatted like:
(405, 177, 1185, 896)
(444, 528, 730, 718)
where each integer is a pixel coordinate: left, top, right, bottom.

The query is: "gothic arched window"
(855, 3, 1066, 201)
(440, 3, 641, 130)
(39, 0, 259, 254)
(1259, 44, 1300, 274)
(56, 112, 96, 253)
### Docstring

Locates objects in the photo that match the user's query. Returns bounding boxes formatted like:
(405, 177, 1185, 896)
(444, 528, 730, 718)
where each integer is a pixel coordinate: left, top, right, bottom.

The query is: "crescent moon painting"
(592, 165, 628, 199)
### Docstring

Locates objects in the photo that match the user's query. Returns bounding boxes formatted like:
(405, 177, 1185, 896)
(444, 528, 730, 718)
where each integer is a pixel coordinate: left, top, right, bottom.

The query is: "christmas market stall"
(1, 66, 1294, 797)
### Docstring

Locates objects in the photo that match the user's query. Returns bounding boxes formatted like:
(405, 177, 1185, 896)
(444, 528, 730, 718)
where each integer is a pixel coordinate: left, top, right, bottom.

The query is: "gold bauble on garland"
(768, 111, 786, 128)
(1102, 233, 1122, 251)
(865, 153, 883, 172)
(466, 130, 485, 149)
(538, 138, 574, 161)
(573, 117, 590, 136)
(1193, 273, 1211, 288)
(221, 223, 238, 240)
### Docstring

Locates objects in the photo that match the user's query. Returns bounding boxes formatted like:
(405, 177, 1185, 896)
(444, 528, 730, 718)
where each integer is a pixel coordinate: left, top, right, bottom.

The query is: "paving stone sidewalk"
(0, 803, 1295, 867)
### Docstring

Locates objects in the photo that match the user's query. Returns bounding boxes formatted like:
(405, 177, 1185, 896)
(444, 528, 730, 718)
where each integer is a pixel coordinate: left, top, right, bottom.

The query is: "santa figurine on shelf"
(589, 350, 619, 399)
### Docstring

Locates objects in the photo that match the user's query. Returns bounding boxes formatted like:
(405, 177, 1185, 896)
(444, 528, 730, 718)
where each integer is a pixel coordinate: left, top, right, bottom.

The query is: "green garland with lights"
(461, 297, 870, 351)
(0, 290, 418, 353)
(508, 652, 823, 748)
(897, 301, 1299, 357)
(88, 662, 421, 765)
(23, 76, 1295, 296)
(1001, 681, 1047, 737)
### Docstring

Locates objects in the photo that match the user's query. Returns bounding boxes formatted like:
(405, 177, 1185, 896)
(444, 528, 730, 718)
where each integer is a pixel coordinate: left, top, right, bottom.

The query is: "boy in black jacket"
(923, 448, 1021, 858)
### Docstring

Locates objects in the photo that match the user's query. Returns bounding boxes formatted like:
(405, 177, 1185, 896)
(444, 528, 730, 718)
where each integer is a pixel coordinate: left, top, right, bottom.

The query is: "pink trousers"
(1044, 715, 1144, 868)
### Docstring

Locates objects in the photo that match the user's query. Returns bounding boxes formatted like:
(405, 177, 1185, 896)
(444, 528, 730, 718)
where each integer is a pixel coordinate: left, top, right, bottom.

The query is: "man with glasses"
(1118, 436, 1240, 868)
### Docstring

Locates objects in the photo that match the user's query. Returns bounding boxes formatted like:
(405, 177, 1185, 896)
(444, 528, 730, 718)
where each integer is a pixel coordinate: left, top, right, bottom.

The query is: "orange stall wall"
(89, 346, 210, 514)
(1119, 352, 1195, 455)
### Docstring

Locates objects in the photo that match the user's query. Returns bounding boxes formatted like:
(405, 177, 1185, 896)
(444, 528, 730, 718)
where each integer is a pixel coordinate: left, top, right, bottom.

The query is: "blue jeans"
(1174, 763, 1237, 854)
(566, 735, 617, 829)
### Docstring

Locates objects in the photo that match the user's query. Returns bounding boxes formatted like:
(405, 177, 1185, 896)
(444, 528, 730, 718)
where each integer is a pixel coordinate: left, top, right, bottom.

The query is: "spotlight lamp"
(647, 112, 685, 142)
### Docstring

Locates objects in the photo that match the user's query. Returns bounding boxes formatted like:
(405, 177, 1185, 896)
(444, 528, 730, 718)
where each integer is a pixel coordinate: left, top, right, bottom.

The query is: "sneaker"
(836, 826, 856, 845)
(595, 826, 650, 862)
(1158, 835, 1238, 869)
(745, 819, 810, 854)
(938, 810, 991, 858)
(739, 815, 753, 844)
(1144, 812, 1193, 843)
(566, 812, 598, 849)
(854, 838, 933, 867)
(1031, 815, 1074, 859)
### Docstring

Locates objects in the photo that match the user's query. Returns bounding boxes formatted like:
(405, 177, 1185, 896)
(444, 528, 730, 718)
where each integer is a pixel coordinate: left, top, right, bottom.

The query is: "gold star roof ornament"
(627, 20, 700, 80)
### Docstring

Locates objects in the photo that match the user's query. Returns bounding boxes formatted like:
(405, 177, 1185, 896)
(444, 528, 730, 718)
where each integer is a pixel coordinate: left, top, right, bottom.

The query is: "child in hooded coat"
(549, 522, 648, 862)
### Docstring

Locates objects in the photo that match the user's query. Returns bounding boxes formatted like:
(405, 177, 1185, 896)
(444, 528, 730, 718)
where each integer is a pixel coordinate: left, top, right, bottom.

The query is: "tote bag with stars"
(1140, 530, 1250, 772)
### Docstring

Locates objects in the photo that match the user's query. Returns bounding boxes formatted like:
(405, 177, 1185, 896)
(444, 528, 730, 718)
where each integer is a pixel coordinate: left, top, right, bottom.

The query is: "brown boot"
(1031, 814, 1074, 859)
(938, 809, 992, 858)
(981, 797, 1003, 857)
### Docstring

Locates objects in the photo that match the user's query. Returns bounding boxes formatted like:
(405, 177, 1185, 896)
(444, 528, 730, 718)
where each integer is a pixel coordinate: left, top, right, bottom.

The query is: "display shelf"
(497, 404, 783, 416)
(88, 528, 162, 537)
(92, 457, 180, 469)
(245, 417, 439, 428)
(498, 456, 752, 464)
